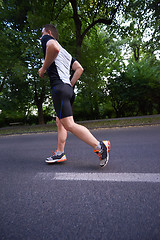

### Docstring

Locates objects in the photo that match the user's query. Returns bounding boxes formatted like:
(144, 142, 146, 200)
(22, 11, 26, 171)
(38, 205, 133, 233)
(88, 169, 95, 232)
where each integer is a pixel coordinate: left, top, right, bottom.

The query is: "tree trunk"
(0, 77, 5, 92)
(37, 102, 45, 125)
(134, 47, 139, 62)
(34, 81, 45, 125)
(0, 73, 7, 92)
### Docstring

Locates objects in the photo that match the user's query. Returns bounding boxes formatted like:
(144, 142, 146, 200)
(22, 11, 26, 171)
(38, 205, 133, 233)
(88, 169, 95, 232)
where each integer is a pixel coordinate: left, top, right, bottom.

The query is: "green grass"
(0, 115, 160, 136)
(80, 116, 160, 129)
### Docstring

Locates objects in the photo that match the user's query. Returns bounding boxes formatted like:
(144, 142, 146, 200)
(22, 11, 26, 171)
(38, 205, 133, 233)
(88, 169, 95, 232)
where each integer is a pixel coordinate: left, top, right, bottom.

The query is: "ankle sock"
(94, 142, 101, 151)
(56, 150, 64, 155)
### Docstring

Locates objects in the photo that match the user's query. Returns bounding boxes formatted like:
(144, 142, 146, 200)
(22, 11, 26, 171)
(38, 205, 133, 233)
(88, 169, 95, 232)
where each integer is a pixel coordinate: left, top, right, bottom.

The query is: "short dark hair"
(43, 24, 59, 41)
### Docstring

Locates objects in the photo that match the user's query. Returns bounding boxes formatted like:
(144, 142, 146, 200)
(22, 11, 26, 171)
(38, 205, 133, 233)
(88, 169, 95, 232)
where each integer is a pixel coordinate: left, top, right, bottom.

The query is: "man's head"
(42, 24, 59, 40)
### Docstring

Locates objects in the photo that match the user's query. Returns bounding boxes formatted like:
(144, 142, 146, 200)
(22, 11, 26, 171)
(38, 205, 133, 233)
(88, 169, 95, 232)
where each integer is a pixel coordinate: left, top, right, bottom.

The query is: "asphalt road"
(0, 125, 160, 240)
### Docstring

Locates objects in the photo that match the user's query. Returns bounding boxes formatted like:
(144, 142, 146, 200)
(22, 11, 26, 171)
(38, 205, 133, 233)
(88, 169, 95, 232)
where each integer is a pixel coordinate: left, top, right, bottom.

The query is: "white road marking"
(35, 172, 160, 183)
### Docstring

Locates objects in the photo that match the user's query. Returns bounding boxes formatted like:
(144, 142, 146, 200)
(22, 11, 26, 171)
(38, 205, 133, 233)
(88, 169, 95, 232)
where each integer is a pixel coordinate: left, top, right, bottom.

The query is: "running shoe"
(45, 150, 67, 164)
(94, 140, 111, 167)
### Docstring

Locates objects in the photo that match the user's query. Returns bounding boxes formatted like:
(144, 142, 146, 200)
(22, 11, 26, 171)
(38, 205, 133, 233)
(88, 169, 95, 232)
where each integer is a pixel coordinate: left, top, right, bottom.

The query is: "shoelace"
(51, 149, 57, 155)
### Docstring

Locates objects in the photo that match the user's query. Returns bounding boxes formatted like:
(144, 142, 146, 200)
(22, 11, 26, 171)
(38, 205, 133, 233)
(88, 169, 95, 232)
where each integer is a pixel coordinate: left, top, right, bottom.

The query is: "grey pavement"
(0, 125, 160, 240)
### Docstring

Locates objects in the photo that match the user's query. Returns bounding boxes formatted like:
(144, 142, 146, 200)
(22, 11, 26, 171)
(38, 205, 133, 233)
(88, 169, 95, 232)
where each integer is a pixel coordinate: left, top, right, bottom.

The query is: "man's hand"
(38, 67, 46, 78)
(70, 61, 84, 86)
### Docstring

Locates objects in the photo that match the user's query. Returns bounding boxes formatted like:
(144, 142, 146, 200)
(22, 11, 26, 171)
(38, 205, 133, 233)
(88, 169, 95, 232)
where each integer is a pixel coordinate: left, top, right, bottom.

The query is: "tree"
(68, 0, 123, 58)
(0, 0, 52, 124)
(1, 0, 124, 124)
(0, 17, 32, 125)
(1, 0, 160, 126)
(119, 0, 160, 61)
(106, 0, 160, 117)
(107, 56, 160, 117)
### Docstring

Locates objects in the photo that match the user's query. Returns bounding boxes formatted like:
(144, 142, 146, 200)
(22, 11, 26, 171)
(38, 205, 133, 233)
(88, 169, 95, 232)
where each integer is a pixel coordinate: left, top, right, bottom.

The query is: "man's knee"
(56, 117, 64, 129)
(60, 118, 74, 132)
(63, 123, 73, 132)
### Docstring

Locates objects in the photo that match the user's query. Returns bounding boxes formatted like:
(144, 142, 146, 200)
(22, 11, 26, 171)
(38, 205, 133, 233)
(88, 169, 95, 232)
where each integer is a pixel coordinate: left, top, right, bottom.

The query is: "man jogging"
(38, 24, 110, 167)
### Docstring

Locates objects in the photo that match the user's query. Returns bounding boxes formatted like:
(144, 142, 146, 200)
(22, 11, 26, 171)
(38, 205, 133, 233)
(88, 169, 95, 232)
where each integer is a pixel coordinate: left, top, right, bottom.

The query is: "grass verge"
(0, 115, 160, 136)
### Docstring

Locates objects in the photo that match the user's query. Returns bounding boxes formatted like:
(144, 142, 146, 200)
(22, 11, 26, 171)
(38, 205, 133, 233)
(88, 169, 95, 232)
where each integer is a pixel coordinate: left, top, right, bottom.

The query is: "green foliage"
(74, 28, 110, 120)
(0, 0, 160, 126)
(108, 56, 160, 117)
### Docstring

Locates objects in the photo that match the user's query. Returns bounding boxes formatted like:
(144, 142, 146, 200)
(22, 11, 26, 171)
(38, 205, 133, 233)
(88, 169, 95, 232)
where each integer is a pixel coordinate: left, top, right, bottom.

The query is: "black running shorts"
(51, 83, 75, 119)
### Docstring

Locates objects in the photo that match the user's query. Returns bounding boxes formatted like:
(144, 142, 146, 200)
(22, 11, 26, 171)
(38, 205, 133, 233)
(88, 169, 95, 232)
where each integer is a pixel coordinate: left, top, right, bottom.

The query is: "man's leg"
(45, 117, 67, 163)
(60, 116, 99, 148)
(56, 116, 67, 152)
(60, 116, 111, 167)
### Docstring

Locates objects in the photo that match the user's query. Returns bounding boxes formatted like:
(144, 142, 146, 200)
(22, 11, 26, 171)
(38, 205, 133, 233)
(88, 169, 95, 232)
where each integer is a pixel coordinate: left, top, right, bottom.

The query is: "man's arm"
(70, 61, 84, 86)
(39, 39, 60, 78)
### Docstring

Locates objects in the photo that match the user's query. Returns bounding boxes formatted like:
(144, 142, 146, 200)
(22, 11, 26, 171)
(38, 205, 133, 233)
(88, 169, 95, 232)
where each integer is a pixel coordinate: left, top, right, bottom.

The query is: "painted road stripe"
(35, 172, 160, 183)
